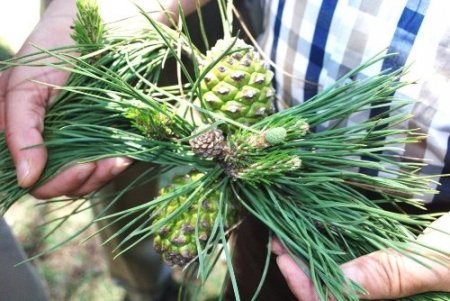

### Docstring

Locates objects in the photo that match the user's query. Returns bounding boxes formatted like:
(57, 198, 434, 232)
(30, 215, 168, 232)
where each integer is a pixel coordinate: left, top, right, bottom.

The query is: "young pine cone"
(189, 128, 226, 159)
(199, 38, 274, 127)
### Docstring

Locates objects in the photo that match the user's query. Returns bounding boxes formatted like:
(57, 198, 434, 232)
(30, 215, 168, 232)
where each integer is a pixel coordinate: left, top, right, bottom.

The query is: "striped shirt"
(259, 0, 450, 205)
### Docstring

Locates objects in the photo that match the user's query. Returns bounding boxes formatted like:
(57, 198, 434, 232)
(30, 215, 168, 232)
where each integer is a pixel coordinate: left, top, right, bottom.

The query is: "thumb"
(341, 248, 450, 299)
(4, 68, 51, 188)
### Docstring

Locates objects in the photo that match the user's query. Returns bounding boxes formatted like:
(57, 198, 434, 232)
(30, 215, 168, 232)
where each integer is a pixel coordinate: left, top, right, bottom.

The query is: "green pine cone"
(199, 38, 275, 129)
(264, 127, 287, 145)
(153, 173, 235, 267)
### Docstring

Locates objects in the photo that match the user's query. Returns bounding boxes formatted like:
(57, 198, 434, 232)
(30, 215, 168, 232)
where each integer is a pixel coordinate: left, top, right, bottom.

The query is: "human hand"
(0, 0, 210, 199)
(272, 213, 450, 300)
(0, 0, 132, 199)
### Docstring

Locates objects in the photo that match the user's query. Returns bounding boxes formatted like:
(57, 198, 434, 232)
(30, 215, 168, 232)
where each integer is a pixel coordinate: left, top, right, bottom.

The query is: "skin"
(272, 212, 450, 300)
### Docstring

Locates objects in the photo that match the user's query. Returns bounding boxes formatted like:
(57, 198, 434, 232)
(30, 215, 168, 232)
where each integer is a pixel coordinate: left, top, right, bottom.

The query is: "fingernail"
(272, 238, 286, 255)
(17, 159, 30, 187)
(110, 158, 131, 176)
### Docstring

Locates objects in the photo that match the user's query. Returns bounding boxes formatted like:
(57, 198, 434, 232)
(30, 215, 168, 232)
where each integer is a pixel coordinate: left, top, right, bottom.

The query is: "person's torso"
(259, 0, 450, 205)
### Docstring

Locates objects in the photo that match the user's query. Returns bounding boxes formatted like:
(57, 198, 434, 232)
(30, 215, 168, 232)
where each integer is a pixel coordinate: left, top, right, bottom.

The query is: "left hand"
(272, 212, 450, 300)
(0, 0, 208, 199)
(0, 0, 133, 199)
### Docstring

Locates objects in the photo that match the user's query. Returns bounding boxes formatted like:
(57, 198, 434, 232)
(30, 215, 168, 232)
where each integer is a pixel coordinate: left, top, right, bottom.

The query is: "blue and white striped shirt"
(259, 0, 450, 205)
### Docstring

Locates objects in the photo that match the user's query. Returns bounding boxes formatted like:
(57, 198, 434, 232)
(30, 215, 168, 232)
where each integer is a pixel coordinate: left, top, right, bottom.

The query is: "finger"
(276, 254, 320, 301)
(5, 70, 50, 188)
(5, 53, 70, 188)
(32, 157, 132, 199)
(4, 57, 69, 188)
(0, 71, 11, 130)
(341, 248, 450, 299)
(68, 157, 132, 197)
(272, 237, 288, 256)
(32, 163, 96, 199)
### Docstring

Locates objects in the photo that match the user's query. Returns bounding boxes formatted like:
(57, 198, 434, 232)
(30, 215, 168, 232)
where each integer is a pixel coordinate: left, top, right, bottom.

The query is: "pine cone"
(152, 173, 239, 267)
(189, 128, 226, 159)
(153, 193, 218, 266)
(199, 38, 274, 128)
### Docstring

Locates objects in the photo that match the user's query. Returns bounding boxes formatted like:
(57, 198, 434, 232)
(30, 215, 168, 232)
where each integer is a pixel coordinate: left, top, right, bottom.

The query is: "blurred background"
(0, 0, 41, 53)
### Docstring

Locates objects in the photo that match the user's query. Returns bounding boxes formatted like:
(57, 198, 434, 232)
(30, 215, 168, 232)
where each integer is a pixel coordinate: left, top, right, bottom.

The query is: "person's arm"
(272, 212, 450, 300)
(0, 0, 207, 199)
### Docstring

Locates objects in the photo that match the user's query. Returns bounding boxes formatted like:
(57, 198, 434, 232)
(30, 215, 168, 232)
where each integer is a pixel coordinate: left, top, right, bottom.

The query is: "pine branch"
(0, 1, 449, 300)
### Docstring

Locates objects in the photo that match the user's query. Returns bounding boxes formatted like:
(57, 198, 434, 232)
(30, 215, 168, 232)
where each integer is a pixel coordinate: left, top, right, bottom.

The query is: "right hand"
(0, 0, 131, 199)
(272, 213, 450, 300)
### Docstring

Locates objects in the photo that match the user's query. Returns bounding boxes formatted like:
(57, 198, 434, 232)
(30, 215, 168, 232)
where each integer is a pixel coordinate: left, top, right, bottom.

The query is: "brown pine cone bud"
(189, 128, 226, 159)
